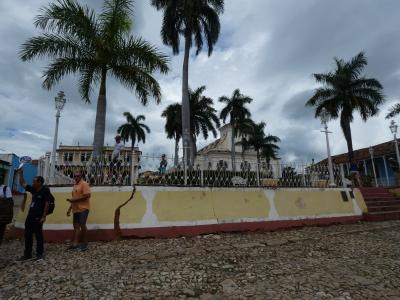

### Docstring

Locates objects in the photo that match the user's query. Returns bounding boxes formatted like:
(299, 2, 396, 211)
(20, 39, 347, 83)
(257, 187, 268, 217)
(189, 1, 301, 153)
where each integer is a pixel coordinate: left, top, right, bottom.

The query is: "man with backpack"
(0, 174, 13, 245)
(17, 168, 52, 261)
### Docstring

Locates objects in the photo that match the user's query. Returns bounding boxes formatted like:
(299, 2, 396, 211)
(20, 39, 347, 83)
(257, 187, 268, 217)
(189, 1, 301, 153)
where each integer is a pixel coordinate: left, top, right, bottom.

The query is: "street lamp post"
(50, 91, 66, 184)
(369, 146, 378, 187)
(389, 120, 400, 169)
(320, 108, 336, 187)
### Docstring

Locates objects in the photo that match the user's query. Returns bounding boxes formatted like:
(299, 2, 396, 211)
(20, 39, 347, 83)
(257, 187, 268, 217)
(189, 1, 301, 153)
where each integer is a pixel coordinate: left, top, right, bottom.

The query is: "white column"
(382, 155, 390, 186)
(370, 154, 378, 187)
(394, 133, 400, 169)
(50, 110, 60, 184)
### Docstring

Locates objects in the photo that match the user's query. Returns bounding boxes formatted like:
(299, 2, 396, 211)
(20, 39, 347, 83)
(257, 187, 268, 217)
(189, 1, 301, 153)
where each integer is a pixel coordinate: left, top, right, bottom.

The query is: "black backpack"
(44, 187, 55, 215)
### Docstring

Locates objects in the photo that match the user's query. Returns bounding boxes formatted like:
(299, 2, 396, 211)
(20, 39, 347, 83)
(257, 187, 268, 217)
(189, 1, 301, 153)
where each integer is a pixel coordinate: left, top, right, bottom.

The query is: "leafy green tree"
(162, 86, 220, 164)
(188, 86, 220, 158)
(306, 52, 384, 160)
(117, 112, 150, 150)
(20, 0, 169, 157)
(161, 103, 181, 166)
(151, 0, 224, 165)
(219, 89, 252, 170)
(243, 122, 280, 164)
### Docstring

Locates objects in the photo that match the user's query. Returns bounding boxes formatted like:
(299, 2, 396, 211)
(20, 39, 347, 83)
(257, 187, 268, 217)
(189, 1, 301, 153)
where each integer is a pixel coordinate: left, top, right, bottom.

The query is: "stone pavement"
(1, 221, 399, 300)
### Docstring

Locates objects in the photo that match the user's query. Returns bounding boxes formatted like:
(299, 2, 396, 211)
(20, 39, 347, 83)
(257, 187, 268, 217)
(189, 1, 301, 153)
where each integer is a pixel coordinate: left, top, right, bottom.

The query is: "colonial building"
(45, 144, 141, 185)
(194, 124, 281, 177)
(320, 139, 400, 186)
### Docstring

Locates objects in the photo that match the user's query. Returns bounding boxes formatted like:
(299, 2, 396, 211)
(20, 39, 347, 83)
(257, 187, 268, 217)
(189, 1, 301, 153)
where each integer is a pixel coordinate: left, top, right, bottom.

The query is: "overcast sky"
(1, 0, 399, 162)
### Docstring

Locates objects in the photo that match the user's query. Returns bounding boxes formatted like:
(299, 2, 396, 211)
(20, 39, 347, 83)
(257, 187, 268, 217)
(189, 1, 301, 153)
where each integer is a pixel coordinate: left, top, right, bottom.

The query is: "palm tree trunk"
(174, 137, 179, 166)
(93, 68, 107, 158)
(191, 134, 197, 163)
(231, 125, 236, 171)
(341, 117, 354, 161)
(181, 34, 192, 166)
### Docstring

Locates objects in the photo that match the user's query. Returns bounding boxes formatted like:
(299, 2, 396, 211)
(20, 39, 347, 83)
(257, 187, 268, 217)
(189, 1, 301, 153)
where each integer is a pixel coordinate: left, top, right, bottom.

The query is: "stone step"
(363, 211, 400, 222)
(368, 205, 400, 212)
(365, 199, 400, 207)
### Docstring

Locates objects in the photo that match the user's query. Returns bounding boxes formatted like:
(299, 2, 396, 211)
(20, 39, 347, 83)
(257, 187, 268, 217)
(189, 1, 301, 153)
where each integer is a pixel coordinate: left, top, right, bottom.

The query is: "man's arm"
(67, 193, 91, 203)
(67, 204, 72, 216)
(17, 168, 27, 188)
(40, 200, 49, 223)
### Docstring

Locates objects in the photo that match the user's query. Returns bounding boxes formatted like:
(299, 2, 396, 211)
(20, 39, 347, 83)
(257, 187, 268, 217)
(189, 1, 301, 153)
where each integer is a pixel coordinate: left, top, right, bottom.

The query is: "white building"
(194, 124, 281, 177)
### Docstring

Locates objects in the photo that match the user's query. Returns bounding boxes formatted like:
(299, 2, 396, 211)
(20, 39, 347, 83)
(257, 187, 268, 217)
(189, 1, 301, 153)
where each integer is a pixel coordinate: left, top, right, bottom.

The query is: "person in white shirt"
(0, 174, 13, 245)
(111, 135, 124, 184)
(112, 135, 123, 162)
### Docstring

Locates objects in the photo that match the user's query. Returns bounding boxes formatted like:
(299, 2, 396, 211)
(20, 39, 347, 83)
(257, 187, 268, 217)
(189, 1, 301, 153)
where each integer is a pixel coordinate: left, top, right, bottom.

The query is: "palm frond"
(386, 103, 400, 119)
(34, 0, 98, 42)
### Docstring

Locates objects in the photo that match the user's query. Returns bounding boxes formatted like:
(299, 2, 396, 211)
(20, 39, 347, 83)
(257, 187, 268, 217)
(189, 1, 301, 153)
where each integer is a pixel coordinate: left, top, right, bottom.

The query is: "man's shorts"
(73, 210, 89, 226)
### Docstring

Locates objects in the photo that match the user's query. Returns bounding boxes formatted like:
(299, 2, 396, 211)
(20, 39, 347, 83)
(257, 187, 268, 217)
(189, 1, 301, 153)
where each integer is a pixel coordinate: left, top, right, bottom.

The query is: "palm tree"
(306, 52, 384, 161)
(162, 86, 220, 164)
(219, 89, 253, 170)
(236, 118, 256, 161)
(20, 0, 169, 157)
(243, 122, 280, 164)
(117, 112, 150, 150)
(151, 0, 224, 165)
(161, 103, 181, 166)
(189, 86, 220, 159)
(386, 103, 400, 119)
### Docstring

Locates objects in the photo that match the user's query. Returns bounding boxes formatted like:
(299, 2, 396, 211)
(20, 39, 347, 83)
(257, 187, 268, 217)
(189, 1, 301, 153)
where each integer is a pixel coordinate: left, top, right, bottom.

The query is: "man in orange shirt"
(66, 171, 91, 251)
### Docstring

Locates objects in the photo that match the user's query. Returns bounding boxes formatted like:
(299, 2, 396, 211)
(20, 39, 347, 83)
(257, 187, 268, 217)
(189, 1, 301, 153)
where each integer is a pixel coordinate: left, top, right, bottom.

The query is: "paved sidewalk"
(1, 221, 399, 299)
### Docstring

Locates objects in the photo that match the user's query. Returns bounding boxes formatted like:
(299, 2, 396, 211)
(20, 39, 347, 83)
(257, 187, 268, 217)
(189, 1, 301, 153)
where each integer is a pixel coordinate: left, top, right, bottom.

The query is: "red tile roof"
(320, 139, 399, 164)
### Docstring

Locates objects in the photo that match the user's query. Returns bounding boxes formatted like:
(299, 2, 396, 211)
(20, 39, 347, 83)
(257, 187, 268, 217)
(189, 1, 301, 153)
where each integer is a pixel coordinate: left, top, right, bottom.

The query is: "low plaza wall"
(13, 186, 367, 242)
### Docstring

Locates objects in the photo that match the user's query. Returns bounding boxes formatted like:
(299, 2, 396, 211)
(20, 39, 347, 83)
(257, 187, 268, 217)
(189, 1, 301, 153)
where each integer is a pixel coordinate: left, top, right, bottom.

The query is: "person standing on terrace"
(111, 134, 123, 184)
(66, 171, 91, 251)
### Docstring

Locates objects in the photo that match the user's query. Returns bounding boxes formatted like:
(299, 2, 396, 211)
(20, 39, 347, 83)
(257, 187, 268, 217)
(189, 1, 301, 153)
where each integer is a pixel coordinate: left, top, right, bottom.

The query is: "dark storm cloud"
(281, 90, 315, 122)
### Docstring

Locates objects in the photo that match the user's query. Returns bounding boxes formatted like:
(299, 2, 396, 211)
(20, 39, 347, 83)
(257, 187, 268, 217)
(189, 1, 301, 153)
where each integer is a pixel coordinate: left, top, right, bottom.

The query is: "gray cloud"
(1, 0, 400, 163)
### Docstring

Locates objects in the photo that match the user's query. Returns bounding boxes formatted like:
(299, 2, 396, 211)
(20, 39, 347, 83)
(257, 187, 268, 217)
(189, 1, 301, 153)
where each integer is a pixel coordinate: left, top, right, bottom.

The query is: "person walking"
(66, 171, 91, 251)
(17, 169, 50, 261)
(0, 174, 13, 245)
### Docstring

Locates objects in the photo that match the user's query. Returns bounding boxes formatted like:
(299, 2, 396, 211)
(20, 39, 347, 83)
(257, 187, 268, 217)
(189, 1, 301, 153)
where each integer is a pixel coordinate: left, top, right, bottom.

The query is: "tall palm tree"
(162, 86, 220, 164)
(243, 122, 280, 164)
(161, 103, 181, 166)
(386, 103, 400, 119)
(219, 89, 253, 170)
(306, 52, 384, 161)
(151, 0, 224, 165)
(117, 112, 150, 150)
(189, 86, 220, 159)
(20, 0, 169, 157)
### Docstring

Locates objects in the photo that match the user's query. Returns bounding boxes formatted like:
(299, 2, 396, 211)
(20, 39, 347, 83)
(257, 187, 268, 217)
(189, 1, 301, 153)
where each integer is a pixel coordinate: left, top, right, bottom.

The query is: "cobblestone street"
(1, 221, 399, 300)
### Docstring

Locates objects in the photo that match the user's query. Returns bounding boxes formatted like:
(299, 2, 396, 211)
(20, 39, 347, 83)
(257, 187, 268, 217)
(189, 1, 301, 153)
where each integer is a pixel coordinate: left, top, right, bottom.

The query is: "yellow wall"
(275, 191, 353, 217)
(15, 187, 366, 228)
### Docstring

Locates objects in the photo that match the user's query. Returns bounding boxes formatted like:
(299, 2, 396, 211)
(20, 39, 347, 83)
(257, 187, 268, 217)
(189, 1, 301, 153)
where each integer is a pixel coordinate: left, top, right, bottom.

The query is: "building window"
(217, 160, 228, 171)
(63, 152, 73, 162)
(80, 152, 91, 162)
